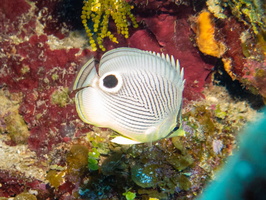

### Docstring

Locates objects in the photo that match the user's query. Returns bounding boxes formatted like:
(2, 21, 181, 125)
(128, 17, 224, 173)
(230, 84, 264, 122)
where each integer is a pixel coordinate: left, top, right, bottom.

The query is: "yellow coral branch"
(81, 0, 138, 51)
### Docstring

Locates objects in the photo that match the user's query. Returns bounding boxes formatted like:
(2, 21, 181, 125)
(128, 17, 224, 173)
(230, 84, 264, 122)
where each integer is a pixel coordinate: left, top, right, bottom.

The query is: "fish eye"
(103, 75, 118, 88)
(99, 72, 123, 93)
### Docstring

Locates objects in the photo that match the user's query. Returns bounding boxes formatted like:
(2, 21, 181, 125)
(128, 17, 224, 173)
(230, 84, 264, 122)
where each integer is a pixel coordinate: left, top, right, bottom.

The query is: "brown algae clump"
(46, 169, 65, 189)
(14, 192, 37, 200)
(47, 144, 90, 190)
(0, 89, 29, 144)
(66, 144, 89, 181)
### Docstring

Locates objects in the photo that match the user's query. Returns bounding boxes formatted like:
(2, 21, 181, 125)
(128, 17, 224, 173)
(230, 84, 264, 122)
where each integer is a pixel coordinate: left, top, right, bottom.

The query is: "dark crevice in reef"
(213, 59, 265, 110)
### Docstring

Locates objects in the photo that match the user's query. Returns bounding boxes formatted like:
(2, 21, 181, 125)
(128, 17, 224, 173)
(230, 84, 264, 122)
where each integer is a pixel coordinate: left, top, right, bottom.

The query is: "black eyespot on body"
(103, 74, 118, 88)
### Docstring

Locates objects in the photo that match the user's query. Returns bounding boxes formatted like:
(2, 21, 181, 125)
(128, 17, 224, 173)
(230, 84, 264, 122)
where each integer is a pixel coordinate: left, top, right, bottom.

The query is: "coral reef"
(0, 0, 265, 199)
(0, 136, 46, 197)
(81, 0, 138, 51)
(76, 86, 258, 199)
(0, 0, 92, 157)
(204, 0, 266, 99)
(198, 107, 266, 200)
(207, 0, 266, 34)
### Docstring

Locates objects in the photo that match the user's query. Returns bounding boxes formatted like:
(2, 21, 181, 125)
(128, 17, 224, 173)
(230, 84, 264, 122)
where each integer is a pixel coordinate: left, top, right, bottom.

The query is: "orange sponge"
(195, 11, 226, 58)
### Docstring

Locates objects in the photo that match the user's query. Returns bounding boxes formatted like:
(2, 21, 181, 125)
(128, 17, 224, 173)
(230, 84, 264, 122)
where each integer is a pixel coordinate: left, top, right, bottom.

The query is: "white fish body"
(73, 47, 185, 144)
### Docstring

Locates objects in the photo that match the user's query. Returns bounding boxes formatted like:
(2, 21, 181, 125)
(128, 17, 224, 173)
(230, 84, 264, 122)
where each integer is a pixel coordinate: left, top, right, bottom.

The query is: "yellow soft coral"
(81, 0, 138, 51)
(195, 11, 226, 58)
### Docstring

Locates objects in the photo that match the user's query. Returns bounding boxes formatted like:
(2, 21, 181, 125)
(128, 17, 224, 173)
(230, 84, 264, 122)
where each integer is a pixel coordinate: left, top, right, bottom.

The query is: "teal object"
(198, 108, 266, 200)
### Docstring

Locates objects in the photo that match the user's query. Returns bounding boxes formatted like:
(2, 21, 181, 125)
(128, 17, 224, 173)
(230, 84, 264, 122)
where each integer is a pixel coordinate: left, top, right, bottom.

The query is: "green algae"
(207, 0, 266, 34)
(122, 191, 136, 200)
(87, 132, 110, 155)
(88, 147, 100, 171)
(51, 87, 70, 107)
(214, 104, 227, 119)
(88, 157, 99, 171)
(86, 132, 111, 171)
(229, 0, 266, 34)
(20, 65, 30, 74)
(51, 73, 59, 81)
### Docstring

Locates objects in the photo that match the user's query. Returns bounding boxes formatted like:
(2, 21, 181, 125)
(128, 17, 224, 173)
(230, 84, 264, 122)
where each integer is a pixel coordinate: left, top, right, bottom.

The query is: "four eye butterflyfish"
(73, 47, 185, 144)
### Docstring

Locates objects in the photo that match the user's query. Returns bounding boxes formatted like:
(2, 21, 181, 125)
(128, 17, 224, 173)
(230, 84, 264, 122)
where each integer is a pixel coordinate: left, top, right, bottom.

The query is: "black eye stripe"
(103, 74, 118, 88)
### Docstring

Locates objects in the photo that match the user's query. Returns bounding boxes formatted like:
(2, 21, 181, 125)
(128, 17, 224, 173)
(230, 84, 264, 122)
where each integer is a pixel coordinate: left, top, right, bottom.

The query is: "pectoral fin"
(167, 127, 186, 138)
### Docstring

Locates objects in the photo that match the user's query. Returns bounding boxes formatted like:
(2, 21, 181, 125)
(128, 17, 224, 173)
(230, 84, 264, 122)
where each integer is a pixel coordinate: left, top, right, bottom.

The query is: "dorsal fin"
(99, 48, 184, 85)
